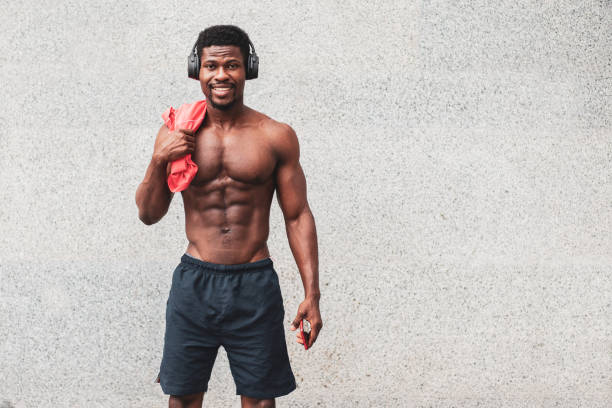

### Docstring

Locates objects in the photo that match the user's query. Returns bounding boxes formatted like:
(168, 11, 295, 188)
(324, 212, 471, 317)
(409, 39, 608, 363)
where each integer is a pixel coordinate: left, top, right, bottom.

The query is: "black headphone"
(187, 38, 259, 80)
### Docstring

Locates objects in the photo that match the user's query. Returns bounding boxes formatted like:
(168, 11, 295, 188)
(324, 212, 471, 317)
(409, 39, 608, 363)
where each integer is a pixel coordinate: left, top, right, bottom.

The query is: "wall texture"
(1, 0, 610, 407)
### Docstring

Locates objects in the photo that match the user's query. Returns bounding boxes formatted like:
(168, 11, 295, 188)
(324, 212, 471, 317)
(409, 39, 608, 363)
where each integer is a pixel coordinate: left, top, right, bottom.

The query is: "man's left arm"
(274, 123, 322, 349)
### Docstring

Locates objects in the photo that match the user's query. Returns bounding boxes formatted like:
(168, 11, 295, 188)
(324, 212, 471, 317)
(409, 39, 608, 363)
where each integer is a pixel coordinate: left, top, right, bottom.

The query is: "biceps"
(275, 160, 307, 221)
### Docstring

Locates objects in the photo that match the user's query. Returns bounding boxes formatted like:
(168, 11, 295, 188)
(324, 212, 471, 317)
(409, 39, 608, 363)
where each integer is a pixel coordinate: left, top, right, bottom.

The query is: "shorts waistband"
(180, 253, 273, 272)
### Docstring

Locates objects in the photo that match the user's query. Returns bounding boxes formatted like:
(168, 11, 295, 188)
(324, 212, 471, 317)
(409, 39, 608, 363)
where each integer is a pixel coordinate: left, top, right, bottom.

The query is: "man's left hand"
(290, 296, 322, 349)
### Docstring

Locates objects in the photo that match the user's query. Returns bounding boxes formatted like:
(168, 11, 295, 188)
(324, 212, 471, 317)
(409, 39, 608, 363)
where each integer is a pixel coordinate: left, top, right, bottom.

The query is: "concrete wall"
(1, 0, 610, 406)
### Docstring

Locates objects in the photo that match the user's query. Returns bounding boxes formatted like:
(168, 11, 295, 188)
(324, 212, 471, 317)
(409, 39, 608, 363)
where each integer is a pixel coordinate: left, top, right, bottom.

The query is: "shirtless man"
(134, 25, 322, 408)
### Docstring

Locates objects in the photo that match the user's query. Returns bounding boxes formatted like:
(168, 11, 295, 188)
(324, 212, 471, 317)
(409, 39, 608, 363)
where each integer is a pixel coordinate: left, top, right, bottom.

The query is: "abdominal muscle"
(181, 182, 274, 265)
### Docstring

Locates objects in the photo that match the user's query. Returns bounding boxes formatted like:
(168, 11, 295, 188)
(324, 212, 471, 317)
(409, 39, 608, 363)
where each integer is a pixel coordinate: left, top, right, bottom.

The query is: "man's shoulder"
(249, 111, 299, 164)
(247, 107, 296, 142)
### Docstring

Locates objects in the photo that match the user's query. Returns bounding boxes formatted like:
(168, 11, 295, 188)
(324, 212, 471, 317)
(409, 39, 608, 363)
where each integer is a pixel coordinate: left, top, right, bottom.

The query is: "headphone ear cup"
(247, 53, 258, 80)
(188, 43, 199, 80)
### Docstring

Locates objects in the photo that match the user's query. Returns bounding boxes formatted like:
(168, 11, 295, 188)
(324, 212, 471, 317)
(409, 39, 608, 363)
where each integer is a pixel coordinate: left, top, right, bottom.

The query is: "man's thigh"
(156, 261, 222, 396)
(221, 266, 296, 399)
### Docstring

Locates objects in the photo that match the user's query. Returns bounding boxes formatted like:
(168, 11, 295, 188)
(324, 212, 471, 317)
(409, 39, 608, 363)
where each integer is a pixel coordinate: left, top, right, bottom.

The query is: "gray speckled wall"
(1, 0, 610, 407)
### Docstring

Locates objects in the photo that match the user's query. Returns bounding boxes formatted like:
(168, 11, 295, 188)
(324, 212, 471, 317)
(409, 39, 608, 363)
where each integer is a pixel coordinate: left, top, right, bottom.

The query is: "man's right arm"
(135, 124, 174, 225)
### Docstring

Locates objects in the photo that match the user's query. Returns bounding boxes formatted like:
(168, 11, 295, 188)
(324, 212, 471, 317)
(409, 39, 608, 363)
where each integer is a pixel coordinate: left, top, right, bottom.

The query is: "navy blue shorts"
(155, 253, 297, 398)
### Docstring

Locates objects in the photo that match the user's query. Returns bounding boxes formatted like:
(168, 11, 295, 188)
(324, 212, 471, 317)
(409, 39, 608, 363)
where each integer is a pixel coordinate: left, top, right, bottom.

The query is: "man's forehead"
(202, 45, 242, 59)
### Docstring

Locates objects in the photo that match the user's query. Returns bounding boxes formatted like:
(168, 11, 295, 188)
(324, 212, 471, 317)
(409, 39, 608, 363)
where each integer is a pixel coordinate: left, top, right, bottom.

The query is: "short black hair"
(196, 25, 252, 68)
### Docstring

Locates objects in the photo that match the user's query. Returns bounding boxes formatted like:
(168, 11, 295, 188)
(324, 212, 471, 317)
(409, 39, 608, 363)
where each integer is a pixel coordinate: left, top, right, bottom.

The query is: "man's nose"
(214, 67, 229, 80)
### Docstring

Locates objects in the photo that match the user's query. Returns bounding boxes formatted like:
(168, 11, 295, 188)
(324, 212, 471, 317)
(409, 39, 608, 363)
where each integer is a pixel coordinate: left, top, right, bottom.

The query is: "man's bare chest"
(190, 128, 277, 187)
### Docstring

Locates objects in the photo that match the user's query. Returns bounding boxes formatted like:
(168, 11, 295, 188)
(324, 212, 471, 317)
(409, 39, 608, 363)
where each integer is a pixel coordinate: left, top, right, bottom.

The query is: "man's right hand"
(153, 127, 196, 163)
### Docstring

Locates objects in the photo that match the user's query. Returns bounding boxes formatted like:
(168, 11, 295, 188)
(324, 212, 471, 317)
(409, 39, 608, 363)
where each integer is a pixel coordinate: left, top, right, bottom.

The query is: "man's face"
(199, 45, 246, 111)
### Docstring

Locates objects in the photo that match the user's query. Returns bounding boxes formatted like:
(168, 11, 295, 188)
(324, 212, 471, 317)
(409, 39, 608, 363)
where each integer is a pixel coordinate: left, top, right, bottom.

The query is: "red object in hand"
(161, 99, 207, 192)
(300, 320, 311, 350)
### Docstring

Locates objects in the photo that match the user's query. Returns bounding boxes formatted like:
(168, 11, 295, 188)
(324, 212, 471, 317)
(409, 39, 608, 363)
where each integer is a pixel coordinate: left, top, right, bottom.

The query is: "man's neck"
(205, 101, 247, 131)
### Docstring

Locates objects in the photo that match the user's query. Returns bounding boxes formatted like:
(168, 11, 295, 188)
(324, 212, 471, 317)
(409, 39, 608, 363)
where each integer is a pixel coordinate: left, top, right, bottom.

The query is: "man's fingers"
(307, 329, 315, 348)
(290, 313, 304, 330)
(178, 128, 195, 135)
(307, 321, 322, 349)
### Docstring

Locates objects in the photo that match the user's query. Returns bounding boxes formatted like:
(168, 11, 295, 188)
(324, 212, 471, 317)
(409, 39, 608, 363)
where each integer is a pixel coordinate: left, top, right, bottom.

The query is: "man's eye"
(228, 64, 238, 69)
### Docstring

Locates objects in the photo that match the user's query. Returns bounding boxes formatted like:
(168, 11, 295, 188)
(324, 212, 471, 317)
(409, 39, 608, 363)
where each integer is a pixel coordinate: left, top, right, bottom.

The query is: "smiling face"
(199, 45, 246, 111)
